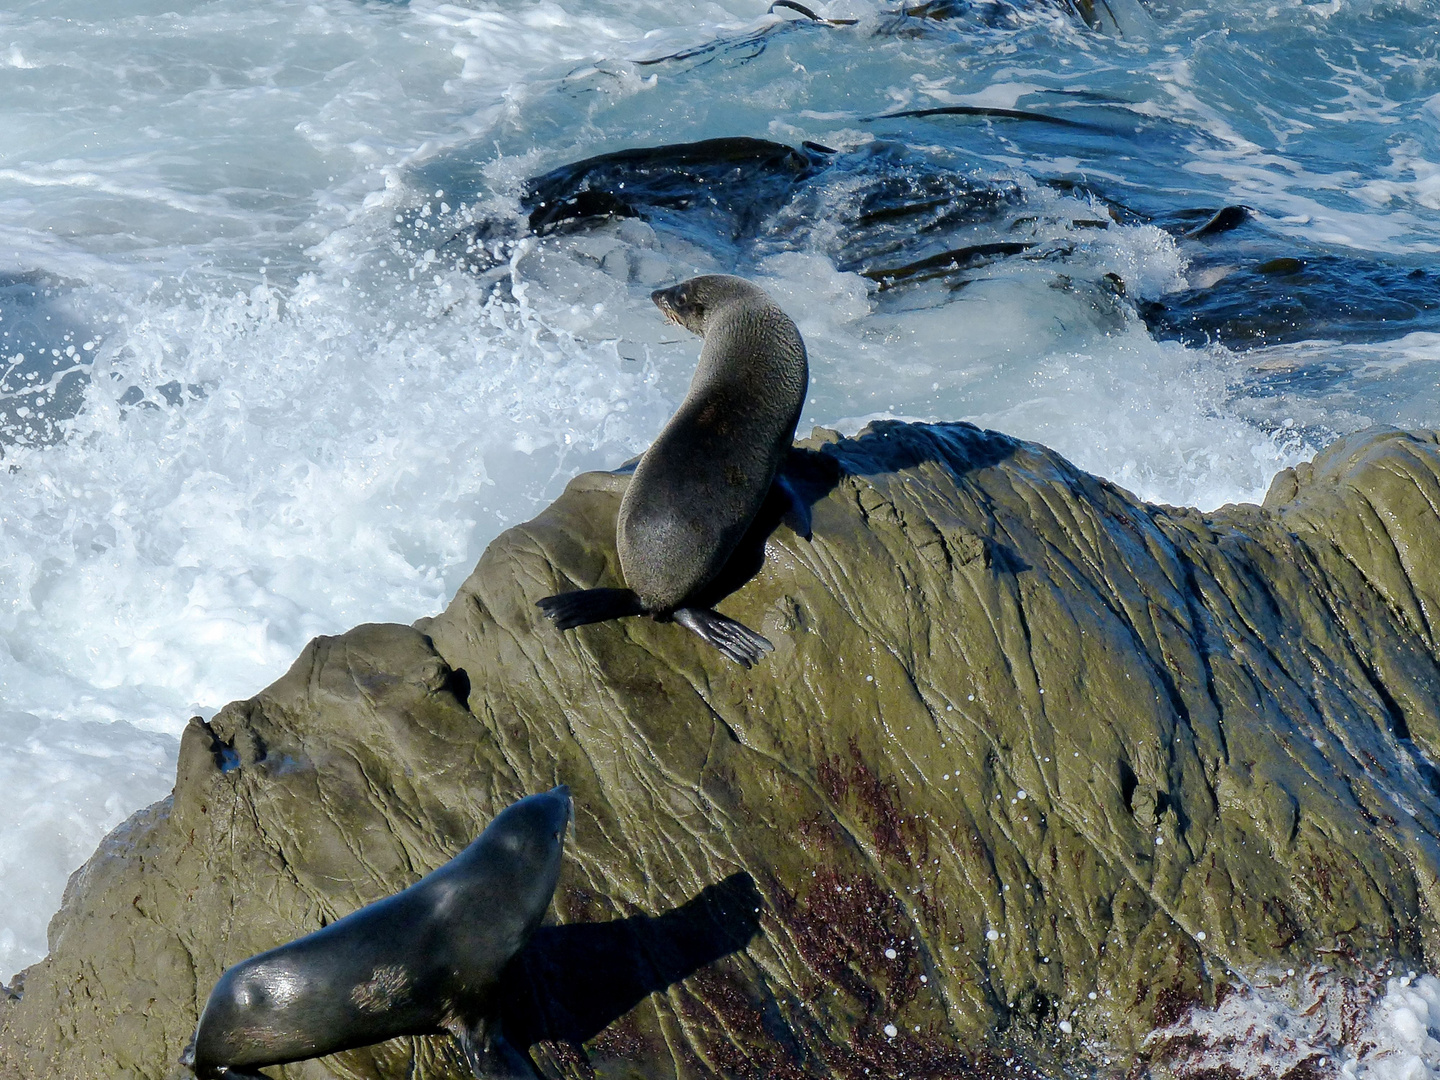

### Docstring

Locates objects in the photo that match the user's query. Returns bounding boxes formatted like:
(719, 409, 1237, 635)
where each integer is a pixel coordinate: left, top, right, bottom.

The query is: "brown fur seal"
(181, 787, 571, 1080)
(537, 274, 810, 667)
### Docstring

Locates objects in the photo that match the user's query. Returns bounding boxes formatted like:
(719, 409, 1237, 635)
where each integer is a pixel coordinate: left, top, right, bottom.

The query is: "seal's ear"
(457, 1017, 540, 1079)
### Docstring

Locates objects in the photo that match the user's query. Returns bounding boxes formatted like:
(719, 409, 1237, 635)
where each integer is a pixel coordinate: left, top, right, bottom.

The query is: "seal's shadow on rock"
(501, 873, 763, 1052)
(683, 447, 842, 611)
(829, 420, 1018, 480)
(695, 423, 1023, 608)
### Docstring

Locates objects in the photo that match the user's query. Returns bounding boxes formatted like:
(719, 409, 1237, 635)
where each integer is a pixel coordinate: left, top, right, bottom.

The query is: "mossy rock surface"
(5, 421, 1440, 1080)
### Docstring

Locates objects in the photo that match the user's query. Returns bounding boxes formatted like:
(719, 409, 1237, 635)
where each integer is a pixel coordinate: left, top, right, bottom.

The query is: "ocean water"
(2, 0, 1439, 1070)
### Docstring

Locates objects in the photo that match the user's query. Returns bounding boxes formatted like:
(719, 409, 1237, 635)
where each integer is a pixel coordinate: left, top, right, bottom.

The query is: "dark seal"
(537, 275, 810, 667)
(181, 786, 571, 1080)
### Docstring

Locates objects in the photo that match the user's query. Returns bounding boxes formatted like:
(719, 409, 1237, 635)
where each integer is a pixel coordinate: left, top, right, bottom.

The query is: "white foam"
(1146, 968, 1440, 1080)
(0, 0, 769, 976)
(0, 712, 174, 981)
(760, 211, 1308, 509)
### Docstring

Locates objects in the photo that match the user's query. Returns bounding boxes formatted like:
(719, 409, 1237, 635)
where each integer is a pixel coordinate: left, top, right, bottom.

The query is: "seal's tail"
(536, 588, 645, 630)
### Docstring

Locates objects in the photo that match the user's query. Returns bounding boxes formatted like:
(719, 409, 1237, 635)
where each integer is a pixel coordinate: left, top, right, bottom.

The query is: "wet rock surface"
(6, 421, 1440, 1079)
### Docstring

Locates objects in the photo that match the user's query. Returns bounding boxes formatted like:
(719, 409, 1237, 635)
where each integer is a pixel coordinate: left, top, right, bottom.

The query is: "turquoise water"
(1, 1, 1439, 1065)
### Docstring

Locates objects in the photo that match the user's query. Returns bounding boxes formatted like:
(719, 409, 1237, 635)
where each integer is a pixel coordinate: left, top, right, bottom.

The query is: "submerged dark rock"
(434, 136, 836, 277)
(439, 135, 1119, 306)
(1141, 255, 1440, 349)
(1185, 205, 1249, 238)
(861, 240, 1037, 289)
(5, 422, 1440, 1079)
(864, 104, 1102, 128)
(522, 136, 834, 240)
(759, 140, 1032, 281)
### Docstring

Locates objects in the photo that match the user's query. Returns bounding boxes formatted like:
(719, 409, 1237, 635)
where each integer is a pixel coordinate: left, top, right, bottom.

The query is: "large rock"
(5, 421, 1440, 1080)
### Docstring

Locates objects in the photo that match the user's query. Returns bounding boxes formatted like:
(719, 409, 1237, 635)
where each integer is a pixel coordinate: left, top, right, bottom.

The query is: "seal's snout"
(651, 285, 682, 324)
(651, 281, 710, 334)
(546, 784, 573, 836)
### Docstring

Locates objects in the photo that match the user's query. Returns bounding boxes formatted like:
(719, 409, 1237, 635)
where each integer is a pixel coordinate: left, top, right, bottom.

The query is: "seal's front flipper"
(774, 472, 812, 540)
(536, 588, 645, 630)
(673, 607, 774, 668)
(457, 1018, 541, 1080)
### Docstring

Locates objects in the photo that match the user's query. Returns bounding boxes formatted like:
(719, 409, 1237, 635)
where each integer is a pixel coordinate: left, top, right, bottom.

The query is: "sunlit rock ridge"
(4, 421, 1440, 1079)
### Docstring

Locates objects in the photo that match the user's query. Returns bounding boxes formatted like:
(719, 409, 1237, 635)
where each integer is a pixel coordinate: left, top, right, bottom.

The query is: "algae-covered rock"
(5, 422, 1440, 1079)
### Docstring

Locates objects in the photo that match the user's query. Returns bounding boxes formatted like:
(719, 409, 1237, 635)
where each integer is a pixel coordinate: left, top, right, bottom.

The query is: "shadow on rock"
(695, 425, 1019, 609)
(686, 447, 843, 611)
(503, 873, 763, 1050)
(821, 420, 1019, 481)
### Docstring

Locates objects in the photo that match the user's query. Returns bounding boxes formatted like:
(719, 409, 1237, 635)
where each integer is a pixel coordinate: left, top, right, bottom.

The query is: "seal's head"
(651, 274, 770, 336)
(476, 784, 572, 894)
(187, 951, 322, 1076)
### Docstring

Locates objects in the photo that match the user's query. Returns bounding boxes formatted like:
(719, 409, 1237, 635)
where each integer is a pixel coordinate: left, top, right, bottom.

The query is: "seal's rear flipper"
(774, 472, 813, 540)
(457, 1018, 541, 1080)
(673, 607, 774, 668)
(536, 588, 645, 630)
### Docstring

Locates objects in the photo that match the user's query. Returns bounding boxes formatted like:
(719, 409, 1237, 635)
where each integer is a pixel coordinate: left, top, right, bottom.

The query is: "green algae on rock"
(4, 422, 1440, 1080)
